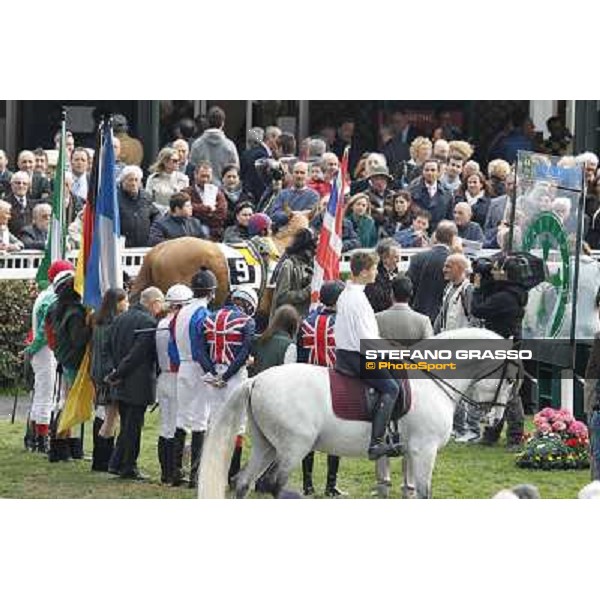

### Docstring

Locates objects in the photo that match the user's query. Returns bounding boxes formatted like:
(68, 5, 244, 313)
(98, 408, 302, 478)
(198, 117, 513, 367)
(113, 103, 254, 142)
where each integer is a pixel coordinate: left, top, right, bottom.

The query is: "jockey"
(248, 212, 280, 262)
(156, 283, 193, 485)
(298, 280, 346, 497)
(334, 251, 401, 460)
(24, 260, 74, 454)
(199, 286, 257, 486)
(169, 268, 217, 488)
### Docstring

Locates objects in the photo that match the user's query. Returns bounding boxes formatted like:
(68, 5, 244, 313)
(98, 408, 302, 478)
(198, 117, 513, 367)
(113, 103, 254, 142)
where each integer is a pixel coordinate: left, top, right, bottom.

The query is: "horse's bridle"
(415, 357, 522, 414)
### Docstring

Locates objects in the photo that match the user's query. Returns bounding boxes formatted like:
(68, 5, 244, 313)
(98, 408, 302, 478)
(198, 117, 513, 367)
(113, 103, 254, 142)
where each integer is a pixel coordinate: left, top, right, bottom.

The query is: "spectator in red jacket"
(183, 161, 228, 241)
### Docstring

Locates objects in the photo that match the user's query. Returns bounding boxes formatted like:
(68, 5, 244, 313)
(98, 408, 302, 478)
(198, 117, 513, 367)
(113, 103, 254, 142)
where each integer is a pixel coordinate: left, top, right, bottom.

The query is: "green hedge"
(0, 280, 36, 386)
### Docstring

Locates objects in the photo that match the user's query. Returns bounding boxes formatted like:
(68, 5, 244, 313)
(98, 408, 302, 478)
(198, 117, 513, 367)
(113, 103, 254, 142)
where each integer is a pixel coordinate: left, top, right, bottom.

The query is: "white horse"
(198, 328, 523, 499)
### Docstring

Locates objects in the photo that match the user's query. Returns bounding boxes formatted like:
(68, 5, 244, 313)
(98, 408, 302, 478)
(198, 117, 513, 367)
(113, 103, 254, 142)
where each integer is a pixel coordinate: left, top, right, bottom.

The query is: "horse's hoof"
(277, 489, 303, 499)
(375, 483, 390, 499)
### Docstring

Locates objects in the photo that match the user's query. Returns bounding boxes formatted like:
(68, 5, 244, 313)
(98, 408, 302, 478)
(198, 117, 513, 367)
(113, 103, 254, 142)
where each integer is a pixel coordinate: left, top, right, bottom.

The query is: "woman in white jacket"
(145, 147, 189, 209)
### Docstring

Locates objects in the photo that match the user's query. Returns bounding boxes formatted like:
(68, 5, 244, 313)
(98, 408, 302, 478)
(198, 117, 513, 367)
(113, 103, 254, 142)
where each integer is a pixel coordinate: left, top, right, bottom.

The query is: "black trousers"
(115, 403, 146, 476)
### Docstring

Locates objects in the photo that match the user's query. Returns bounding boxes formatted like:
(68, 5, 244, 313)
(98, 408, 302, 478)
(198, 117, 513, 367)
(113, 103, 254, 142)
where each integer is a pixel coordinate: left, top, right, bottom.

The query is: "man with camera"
(471, 255, 529, 449)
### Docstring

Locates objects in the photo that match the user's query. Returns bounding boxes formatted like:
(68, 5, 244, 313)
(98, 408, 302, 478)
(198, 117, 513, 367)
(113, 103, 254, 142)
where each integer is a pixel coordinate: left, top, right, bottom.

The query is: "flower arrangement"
(516, 407, 589, 470)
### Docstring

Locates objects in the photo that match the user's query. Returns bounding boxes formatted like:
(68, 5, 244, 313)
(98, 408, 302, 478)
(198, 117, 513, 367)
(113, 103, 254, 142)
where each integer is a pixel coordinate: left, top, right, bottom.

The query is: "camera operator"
(254, 158, 286, 214)
(471, 255, 528, 449)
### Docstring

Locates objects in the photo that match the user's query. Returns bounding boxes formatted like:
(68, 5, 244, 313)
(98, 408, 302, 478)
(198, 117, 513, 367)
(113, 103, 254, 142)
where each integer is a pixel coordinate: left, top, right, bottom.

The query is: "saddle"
(328, 369, 412, 423)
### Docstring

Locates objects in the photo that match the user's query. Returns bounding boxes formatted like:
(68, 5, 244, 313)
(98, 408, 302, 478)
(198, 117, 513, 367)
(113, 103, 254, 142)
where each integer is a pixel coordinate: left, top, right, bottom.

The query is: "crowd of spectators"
(3, 106, 599, 258)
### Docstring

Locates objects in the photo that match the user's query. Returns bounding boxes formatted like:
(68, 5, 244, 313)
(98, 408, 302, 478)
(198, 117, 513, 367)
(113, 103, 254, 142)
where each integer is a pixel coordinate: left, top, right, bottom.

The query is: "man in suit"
(483, 174, 515, 249)
(6, 171, 39, 236)
(408, 159, 454, 231)
(407, 220, 458, 323)
(375, 275, 433, 496)
(240, 126, 281, 200)
(383, 110, 418, 177)
(332, 118, 362, 176)
(107, 287, 165, 480)
(17, 150, 51, 200)
(70, 147, 91, 210)
(20, 202, 50, 250)
(365, 238, 401, 313)
(376, 274, 433, 340)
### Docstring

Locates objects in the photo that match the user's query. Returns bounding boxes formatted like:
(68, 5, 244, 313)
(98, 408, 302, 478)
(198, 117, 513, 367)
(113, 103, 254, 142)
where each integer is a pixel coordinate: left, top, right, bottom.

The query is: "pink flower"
(554, 409, 574, 424)
(552, 420, 567, 432)
(539, 423, 552, 434)
(568, 421, 588, 437)
(539, 408, 556, 420)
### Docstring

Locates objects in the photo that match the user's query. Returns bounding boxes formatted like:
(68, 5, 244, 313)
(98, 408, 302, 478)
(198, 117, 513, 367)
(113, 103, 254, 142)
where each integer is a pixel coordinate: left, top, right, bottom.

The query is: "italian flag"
(36, 119, 67, 288)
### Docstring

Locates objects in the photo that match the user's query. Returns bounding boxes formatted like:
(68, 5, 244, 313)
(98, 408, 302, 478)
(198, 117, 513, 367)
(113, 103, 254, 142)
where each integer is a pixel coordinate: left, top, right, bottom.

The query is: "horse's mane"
(432, 327, 503, 341)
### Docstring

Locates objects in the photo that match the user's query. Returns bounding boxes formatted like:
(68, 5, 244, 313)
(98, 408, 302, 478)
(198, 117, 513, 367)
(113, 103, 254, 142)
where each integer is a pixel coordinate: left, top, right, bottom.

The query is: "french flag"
(83, 121, 122, 310)
(310, 148, 349, 309)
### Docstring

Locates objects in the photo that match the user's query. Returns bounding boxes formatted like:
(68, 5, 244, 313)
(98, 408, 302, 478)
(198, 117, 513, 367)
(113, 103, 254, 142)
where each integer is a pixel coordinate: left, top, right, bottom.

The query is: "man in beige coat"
(374, 275, 433, 497)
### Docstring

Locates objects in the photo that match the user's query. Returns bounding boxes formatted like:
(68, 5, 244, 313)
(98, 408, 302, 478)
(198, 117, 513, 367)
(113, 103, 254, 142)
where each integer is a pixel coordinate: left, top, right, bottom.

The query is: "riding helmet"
(231, 287, 259, 316)
(319, 280, 345, 307)
(191, 268, 218, 294)
(165, 284, 194, 306)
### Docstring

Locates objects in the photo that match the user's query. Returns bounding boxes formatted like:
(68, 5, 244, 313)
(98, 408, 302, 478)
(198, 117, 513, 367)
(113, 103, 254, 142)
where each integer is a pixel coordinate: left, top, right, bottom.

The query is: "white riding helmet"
(165, 284, 194, 306)
(231, 287, 259, 315)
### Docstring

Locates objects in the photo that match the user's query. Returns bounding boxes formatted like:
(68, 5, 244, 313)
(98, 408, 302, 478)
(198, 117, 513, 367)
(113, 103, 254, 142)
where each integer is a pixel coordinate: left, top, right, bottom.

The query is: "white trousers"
(176, 362, 210, 432)
(30, 346, 56, 425)
(206, 365, 247, 435)
(157, 371, 178, 438)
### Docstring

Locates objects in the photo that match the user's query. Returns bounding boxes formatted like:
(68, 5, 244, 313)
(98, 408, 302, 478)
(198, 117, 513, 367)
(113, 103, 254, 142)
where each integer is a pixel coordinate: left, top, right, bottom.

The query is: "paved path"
(0, 393, 31, 421)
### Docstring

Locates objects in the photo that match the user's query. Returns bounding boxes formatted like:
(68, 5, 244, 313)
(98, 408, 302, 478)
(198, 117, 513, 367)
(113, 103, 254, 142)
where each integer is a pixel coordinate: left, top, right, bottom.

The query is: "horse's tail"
(198, 378, 253, 499)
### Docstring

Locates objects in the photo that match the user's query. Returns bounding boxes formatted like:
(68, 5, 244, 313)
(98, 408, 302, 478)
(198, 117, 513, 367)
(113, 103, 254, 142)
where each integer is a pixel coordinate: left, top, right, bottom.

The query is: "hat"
(165, 284, 194, 306)
(52, 270, 74, 293)
(248, 213, 272, 237)
(231, 287, 259, 315)
(367, 165, 393, 181)
(48, 260, 75, 283)
(319, 280, 345, 307)
(191, 268, 217, 294)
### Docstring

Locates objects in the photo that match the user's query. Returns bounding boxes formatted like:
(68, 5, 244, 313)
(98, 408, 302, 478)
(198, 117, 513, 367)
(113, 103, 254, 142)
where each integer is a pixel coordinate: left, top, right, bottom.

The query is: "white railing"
(0, 248, 150, 280)
(2, 247, 600, 281)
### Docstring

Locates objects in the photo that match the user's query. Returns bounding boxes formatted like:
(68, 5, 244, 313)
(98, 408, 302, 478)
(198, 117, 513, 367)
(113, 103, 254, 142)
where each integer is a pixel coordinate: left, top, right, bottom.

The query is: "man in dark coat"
(117, 166, 160, 247)
(107, 286, 165, 480)
(240, 126, 281, 200)
(406, 220, 457, 322)
(471, 257, 529, 448)
(365, 238, 401, 313)
(5, 171, 40, 236)
(408, 159, 454, 231)
(148, 192, 206, 246)
(17, 150, 51, 200)
(20, 202, 50, 250)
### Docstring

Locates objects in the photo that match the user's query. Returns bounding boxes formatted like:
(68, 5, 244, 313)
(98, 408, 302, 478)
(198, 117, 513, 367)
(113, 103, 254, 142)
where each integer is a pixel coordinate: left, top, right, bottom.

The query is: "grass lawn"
(0, 413, 591, 499)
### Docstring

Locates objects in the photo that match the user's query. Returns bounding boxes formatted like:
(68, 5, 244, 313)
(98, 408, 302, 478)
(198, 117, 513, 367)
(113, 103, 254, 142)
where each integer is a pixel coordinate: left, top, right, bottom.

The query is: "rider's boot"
(368, 392, 397, 460)
(171, 428, 187, 487)
(324, 455, 346, 497)
(189, 430, 205, 489)
(302, 451, 315, 496)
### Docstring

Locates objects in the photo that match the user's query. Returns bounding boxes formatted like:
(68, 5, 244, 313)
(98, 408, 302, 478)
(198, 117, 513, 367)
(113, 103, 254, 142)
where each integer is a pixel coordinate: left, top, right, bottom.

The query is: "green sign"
(522, 211, 570, 338)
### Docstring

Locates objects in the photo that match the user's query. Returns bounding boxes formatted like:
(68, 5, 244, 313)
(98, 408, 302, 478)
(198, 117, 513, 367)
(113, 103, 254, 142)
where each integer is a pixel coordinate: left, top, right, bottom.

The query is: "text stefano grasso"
(363, 349, 532, 361)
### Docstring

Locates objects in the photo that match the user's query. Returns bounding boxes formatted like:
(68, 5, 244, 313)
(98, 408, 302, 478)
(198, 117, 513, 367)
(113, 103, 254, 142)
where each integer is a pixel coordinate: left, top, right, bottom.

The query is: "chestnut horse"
(131, 213, 309, 319)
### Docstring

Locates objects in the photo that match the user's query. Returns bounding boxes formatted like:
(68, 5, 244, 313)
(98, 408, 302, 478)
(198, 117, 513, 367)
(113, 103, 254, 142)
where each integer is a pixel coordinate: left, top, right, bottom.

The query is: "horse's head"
(470, 358, 523, 429)
(273, 212, 311, 255)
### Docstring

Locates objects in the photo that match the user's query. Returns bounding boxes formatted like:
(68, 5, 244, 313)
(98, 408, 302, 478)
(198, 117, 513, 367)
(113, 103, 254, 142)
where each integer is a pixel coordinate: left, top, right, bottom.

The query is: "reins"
(406, 357, 520, 412)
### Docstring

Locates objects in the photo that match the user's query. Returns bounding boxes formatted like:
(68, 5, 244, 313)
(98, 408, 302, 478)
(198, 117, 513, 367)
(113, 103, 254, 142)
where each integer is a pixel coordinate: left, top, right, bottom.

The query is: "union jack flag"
(309, 147, 349, 309)
(204, 308, 250, 364)
(300, 312, 336, 367)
